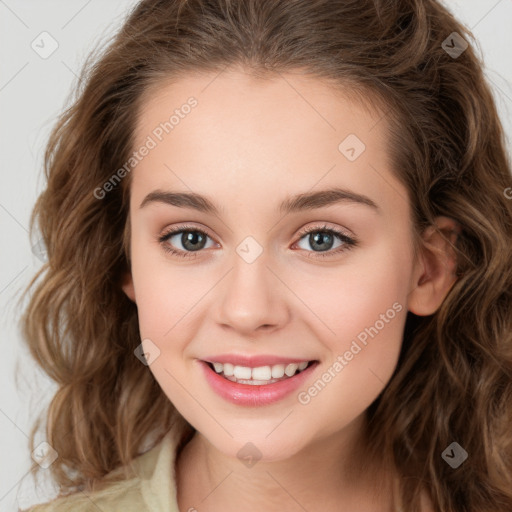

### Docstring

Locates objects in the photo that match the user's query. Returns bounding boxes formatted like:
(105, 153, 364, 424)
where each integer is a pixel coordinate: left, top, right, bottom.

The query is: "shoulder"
(21, 427, 181, 512)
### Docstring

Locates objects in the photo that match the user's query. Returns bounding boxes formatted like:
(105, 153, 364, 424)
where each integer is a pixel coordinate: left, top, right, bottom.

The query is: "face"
(122, 69, 419, 462)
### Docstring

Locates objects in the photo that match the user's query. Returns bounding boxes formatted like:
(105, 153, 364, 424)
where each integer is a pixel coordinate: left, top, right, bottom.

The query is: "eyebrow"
(139, 187, 380, 214)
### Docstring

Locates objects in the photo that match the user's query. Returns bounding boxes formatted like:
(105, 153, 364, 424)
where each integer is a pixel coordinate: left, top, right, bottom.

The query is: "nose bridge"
(214, 236, 288, 333)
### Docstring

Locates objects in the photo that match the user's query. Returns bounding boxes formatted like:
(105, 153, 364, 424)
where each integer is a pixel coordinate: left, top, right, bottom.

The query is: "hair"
(21, 0, 512, 510)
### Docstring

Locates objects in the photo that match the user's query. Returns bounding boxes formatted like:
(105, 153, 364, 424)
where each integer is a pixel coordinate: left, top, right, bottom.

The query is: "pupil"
(182, 231, 205, 251)
(310, 232, 333, 251)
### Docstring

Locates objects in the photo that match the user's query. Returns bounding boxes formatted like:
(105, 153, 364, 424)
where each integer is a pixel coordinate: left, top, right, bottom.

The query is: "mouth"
(199, 358, 320, 406)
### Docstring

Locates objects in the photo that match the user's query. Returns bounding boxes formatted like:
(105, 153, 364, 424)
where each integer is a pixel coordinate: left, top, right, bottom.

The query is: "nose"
(213, 249, 290, 336)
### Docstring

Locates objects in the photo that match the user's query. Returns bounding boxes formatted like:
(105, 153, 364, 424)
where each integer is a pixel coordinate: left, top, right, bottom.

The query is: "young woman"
(21, 1, 512, 510)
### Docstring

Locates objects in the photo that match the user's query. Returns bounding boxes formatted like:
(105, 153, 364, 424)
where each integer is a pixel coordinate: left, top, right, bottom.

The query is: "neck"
(175, 414, 396, 512)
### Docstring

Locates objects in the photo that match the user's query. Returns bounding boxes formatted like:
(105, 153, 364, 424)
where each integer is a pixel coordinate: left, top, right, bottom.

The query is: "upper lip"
(202, 354, 317, 367)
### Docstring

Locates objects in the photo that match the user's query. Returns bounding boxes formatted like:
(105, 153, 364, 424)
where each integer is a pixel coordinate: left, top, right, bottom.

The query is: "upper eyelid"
(297, 223, 354, 238)
(160, 222, 214, 237)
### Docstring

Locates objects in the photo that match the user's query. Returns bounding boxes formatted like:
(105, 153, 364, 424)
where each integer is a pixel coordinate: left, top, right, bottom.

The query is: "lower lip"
(199, 360, 318, 406)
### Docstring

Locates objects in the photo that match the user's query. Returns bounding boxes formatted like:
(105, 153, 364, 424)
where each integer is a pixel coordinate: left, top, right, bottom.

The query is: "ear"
(407, 216, 460, 316)
(121, 271, 136, 302)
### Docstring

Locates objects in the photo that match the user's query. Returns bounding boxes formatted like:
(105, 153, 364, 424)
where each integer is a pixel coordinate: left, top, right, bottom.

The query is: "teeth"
(208, 361, 311, 382)
(223, 363, 234, 376)
(271, 364, 285, 379)
(233, 366, 252, 380)
(284, 363, 298, 376)
(252, 366, 272, 380)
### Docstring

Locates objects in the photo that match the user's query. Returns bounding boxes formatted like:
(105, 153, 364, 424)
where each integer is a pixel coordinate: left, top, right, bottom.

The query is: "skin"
(122, 68, 457, 512)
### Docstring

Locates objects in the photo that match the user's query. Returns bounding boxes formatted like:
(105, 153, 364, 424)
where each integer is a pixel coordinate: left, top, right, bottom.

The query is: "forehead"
(130, 70, 407, 218)
(134, 70, 386, 147)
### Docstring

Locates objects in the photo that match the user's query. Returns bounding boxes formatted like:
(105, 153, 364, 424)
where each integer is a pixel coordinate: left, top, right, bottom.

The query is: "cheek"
(130, 241, 207, 340)
(291, 242, 412, 407)
(291, 240, 412, 347)
(130, 257, 205, 413)
(292, 275, 409, 436)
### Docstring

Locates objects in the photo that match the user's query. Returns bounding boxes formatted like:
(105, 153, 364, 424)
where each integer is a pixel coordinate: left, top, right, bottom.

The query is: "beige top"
(22, 421, 185, 512)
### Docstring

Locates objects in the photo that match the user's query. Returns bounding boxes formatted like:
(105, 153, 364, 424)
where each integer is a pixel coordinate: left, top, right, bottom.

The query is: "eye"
(157, 223, 358, 260)
(158, 224, 217, 259)
(293, 224, 357, 259)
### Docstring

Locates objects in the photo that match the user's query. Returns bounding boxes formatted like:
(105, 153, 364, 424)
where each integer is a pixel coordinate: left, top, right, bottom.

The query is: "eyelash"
(157, 223, 358, 260)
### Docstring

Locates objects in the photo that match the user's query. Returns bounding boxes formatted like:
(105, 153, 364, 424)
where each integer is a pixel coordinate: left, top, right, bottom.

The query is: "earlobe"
(121, 271, 136, 302)
(407, 216, 460, 316)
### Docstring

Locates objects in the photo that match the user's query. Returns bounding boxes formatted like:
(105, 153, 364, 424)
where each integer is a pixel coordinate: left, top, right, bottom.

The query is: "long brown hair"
(22, 0, 512, 510)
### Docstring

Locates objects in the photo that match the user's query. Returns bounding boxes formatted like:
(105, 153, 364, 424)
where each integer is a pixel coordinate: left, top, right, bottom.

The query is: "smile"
(199, 359, 319, 406)
(207, 361, 311, 384)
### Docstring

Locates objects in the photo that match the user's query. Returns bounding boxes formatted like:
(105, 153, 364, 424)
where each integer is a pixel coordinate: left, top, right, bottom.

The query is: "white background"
(1, 1, 511, 510)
